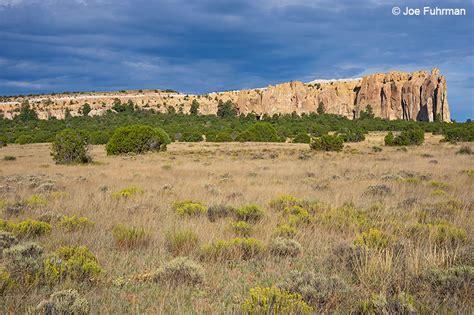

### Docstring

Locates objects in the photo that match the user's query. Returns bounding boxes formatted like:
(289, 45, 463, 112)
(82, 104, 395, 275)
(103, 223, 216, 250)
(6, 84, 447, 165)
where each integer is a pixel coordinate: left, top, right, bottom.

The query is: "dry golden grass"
(0, 133, 473, 313)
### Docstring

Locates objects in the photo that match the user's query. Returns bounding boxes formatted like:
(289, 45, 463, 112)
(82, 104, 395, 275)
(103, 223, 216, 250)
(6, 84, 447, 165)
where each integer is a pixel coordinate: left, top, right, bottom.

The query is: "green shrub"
(44, 246, 103, 283)
(207, 204, 235, 222)
(235, 205, 265, 222)
(0, 231, 17, 252)
(3, 242, 44, 284)
(269, 237, 302, 257)
(456, 146, 472, 155)
(15, 134, 33, 145)
(354, 228, 392, 250)
(372, 146, 383, 152)
(444, 127, 474, 143)
(152, 257, 204, 286)
(106, 124, 170, 155)
(181, 131, 203, 142)
(242, 286, 313, 314)
(51, 129, 91, 164)
(268, 195, 301, 212)
(293, 133, 311, 144)
(386, 127, 425, 146)
(36, 289, 90, 315)
(384, 131, 395, 146)
(214, 131, 233, 142)
(201, 237, 264, 261)
(112, 224, 151, 249)
(11, 219, 52, 238)
(3, 155, 16, 161)
(111, 186, 143, 198)
(278, 271, 350, 308)
(341, 130, 366, 142)
(310, 134, 344, 152)
(165, 229, 199, 256)
(58, 216, 94, 232)
(230, 221, 253, 237)
(0, 269, 16, 295)
(173, 200, 207, 217)
(237, 122, 281, 142)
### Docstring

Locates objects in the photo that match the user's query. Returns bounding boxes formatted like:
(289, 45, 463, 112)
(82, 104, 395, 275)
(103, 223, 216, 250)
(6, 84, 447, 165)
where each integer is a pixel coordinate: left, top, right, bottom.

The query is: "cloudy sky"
(0, 0, 472, 120)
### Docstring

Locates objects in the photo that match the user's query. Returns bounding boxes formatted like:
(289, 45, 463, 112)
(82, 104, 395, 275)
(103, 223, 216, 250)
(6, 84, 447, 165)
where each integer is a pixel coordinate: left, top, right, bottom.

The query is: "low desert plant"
(207, 204, 235, 222)
(112, 224, 151, 249)
(242, 286, 313, 314)
(3, 155, 16, 161)
(278, 270, 350, 308)
(152, 257, 204, 286)
(173, 200, 207, 217)
(11, 219, 52, 238)
(354, 228, 392, 250)
(230, 221, 253, 237)
(0, 231, 17, 252)
(357, 292, 416, 314)
(26, 194, 47, 206)
(58, 216, 94, 232)
(111, 186, 143, 198)
(235, 205, 265, 222)
(274, 224, 297, 238)
(3, 242, 44, 284)
(284, 205, 313, 226)
(456, 146, 473, 155)
(268, 195, 301, 212)
(201, 237, 264, 261)
(43, 246, 103, 283)
(165, 229, 199, 256)
(407, 223, 467, 247)
(36, 289, 90, 315)
(269, 237, 302, 257)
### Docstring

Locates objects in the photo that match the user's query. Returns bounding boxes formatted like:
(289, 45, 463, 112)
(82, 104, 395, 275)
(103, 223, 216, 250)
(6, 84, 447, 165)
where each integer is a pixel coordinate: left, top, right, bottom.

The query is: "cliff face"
(0, 68, 450, 121)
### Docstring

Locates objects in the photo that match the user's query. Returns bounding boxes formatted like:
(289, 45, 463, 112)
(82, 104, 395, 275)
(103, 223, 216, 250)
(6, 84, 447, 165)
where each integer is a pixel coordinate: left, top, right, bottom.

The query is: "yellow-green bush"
(26, 195, 47, 206)
(11, 220, 52, 238)
(408, 223, 467, 247)
(230, 221, 253, 237)
(284, 205, 313, 225)
(111, 186, 143, 198)
(58, 216, 94, 232)
(268, 195, 301, 212)
(173, 200, 207, 217)
(44, 246, 103, 283)
(0, 269, 16, 295)
(357, 293, 416, 314)
(112, 224, 151, 249)
(274, 224, 297, 238)
(242, 286, 313, 314)
(201, 237, 264, 261)
(319, 204, 372, 233)
(165, 229, 199, 256)
(354, 228, 392, 250)
(235, 205, 265, 222)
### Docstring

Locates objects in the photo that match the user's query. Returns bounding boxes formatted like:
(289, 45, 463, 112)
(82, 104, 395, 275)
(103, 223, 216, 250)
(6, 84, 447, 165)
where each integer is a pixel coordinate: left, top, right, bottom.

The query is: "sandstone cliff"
(0, 68, 450, 122)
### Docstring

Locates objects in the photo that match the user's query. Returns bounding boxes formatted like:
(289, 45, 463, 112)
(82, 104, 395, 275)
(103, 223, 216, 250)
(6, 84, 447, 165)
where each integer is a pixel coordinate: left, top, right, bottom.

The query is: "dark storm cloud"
(0, 0, 472, 119)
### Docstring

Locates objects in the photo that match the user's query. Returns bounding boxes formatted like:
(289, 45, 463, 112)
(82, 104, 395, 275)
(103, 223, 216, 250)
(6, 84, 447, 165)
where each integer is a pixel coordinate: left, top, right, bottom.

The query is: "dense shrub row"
(1, 103, 472, 145)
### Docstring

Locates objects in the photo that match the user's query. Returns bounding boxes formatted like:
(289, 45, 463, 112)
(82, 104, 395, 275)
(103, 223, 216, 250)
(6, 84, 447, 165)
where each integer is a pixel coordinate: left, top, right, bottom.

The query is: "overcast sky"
(0, 0, 472, 120)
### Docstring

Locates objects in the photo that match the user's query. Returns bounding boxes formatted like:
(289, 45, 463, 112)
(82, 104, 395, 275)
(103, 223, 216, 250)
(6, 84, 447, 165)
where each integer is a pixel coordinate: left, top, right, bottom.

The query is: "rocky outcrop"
(0, 68, 450, 121)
